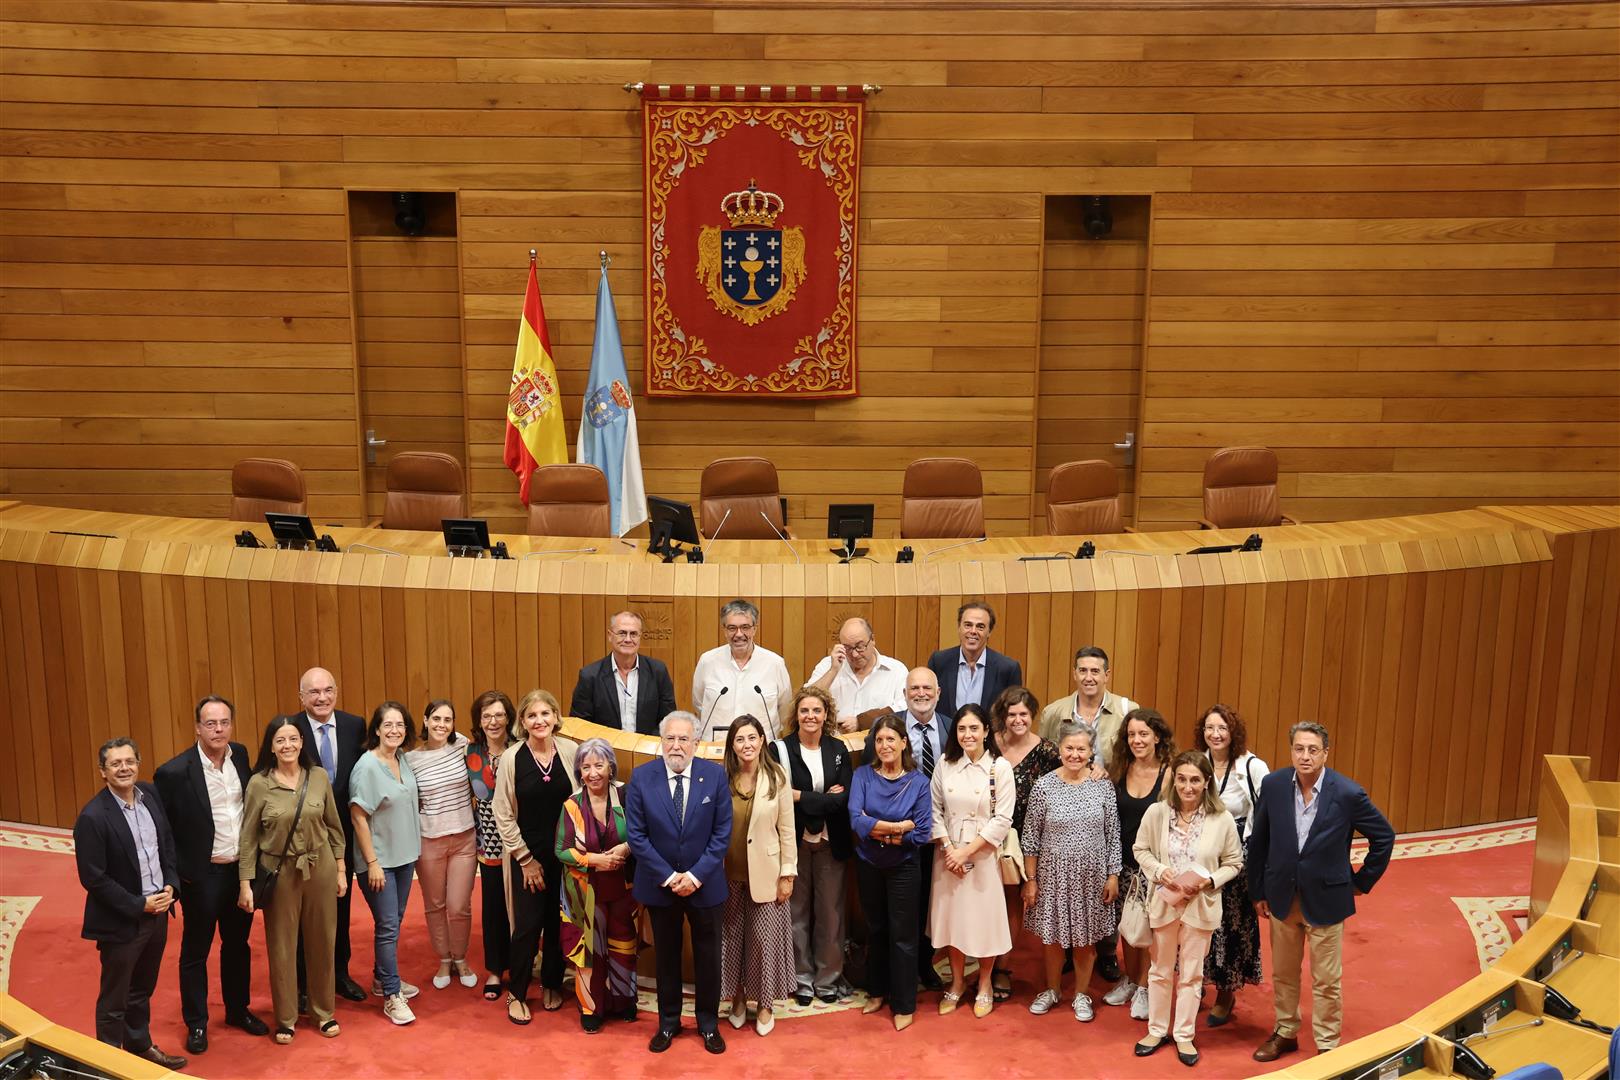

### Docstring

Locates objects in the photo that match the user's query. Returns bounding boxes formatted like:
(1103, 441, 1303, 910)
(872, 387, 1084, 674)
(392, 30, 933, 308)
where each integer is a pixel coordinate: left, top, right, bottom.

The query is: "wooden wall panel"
(1, 1, 1613, 535)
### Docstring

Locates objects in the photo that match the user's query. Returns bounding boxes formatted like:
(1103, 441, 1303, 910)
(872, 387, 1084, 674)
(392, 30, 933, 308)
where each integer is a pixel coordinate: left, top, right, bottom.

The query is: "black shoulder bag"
(252, 768, 310, 909)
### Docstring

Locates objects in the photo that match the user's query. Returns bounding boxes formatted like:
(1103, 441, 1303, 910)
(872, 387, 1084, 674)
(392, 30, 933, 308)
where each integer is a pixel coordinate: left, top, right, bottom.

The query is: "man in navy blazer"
(926, 600, 1023, 720)
(280, 666, 368, 1002)
(1247, 721, 1394, 1062)
(568, 611, 678, 735)
(625, 710, 733, 1055)
(74, 737, 187, 1070)
(153, 695, 267, 1053)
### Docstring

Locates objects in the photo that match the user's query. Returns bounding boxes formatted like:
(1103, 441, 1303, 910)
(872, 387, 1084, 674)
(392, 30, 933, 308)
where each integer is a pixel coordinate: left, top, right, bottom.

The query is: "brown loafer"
(136, 1046, 188, 1070)
(1253, 1031, 1299, 1062)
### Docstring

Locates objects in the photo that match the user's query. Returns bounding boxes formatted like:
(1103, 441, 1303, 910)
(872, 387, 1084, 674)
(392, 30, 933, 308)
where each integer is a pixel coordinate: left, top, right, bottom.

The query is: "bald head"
(904, 666, 939, 719)
(298, 666, 337, 722)
(838, 617, 876, 674)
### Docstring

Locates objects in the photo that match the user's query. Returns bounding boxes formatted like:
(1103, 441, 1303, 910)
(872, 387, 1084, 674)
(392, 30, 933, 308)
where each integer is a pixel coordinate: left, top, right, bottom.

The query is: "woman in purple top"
(848, 714, 933, 1031)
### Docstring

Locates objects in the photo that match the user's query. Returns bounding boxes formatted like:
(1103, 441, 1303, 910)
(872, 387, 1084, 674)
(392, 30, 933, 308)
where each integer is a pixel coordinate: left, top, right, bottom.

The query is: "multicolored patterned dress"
(555, 786, 639, 1021)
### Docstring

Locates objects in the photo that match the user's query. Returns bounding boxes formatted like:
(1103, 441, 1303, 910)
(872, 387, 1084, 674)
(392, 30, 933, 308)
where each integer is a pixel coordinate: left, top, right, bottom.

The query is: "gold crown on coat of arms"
(719, 180, 784, 227)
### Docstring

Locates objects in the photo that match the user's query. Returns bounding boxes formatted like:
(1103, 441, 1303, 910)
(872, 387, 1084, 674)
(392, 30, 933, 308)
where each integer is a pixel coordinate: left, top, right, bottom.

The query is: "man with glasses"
(691, 598, 793, 741)
(154, 696, 267, 1053)
(569, 610, 678, 735)
(805, 616, 908, 733)
(280, 667, 368, 1004)
(1248, 722, 1394, 1063)
(625, 711, 733, 1055)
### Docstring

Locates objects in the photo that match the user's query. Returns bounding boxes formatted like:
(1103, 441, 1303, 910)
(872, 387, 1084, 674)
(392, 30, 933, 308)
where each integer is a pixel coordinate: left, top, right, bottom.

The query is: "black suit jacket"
(153, 742, 252, 884)
(774, 734, 853, 859)
(74, 783, 180, 943)
(569, 655, 678, 736)
(284, 709, 366, 871)
(926, 646, 1024, 720)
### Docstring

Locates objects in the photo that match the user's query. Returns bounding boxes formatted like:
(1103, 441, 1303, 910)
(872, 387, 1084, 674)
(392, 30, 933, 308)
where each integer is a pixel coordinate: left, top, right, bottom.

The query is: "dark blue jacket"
(624, 756, 732, 909)
(1246, 766, 1394, 926)
(926, 646, 1023, 721)
(74, 783, 180, 943)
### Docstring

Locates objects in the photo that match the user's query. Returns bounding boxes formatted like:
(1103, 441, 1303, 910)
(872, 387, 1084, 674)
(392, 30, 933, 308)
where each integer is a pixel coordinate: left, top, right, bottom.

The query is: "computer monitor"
(265, 512, 318, 549)
(826, 503, 874, 562)
(647, 496, 701, 561)
(442, 518, 493, 557)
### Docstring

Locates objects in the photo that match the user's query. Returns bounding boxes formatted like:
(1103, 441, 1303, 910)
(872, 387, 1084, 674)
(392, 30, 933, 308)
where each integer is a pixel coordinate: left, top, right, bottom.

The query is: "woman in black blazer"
(775, 686, 854, 1006)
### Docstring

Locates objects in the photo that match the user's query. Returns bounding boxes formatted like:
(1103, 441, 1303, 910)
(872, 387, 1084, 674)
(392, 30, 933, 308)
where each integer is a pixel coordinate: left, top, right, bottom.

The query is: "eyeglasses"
(1292, 745, 1327, 757)
(301, 687, 335, 698)
(611, 630, 641, 639)
(844, 639, 872, 653)
(198, 719, 231, 730)
(663, 735, 695, 745)
(723, 623, 755, 634)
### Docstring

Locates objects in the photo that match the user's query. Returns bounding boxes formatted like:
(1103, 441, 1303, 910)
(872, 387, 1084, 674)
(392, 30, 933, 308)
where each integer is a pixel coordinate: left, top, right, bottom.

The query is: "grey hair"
(659, 710, 700, 737)
(1288, 721, 1331, 749)
(1056, 720, 1096, 751)
(719, 598, 760, 626)
(608, 610, 643, 629)
(573, 737, 618, 782)
(842, 616, 874, 639)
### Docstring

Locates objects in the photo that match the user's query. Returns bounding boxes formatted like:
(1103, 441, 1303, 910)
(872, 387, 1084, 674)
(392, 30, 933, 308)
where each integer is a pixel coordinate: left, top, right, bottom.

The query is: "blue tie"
(319, 723, 336, 778)
(673, 773, 686, 831)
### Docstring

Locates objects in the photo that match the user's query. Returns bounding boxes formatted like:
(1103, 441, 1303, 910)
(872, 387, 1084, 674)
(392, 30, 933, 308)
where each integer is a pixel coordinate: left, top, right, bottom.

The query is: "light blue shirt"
(117, 788, 164, 895)
(955, 649, 986, 711)
(349, 753, 422, 869)
(1293, 771, 1323, 853)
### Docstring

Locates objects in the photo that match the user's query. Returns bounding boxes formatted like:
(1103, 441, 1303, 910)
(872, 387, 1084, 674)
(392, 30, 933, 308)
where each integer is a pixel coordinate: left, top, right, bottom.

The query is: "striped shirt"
(405, 735, 474, 839)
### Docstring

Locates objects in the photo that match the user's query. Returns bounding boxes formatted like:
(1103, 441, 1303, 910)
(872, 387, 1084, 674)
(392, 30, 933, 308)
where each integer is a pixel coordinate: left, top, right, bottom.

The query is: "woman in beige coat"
(719, 714, 797, 1036)
(1131, 750, 1243, 1066)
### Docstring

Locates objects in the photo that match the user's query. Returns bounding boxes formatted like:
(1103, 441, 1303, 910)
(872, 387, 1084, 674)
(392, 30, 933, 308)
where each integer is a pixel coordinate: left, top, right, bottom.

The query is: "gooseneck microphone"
(707, 507, 733, 544)
(699, 685, 729, 736)
(760, 511, 801, 564)
(921, 537, 988, 562)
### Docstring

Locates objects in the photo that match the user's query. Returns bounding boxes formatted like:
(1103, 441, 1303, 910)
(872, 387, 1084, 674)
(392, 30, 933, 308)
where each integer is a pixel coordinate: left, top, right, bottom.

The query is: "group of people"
(74, 598, 1395, 1067)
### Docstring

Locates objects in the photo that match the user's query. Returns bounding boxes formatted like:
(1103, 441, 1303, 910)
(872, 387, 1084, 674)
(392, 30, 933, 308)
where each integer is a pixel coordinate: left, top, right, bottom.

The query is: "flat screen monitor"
(826, 503, 874, 543)
(265, 512, 318, 547)
(647, 496, 702, 546)
(442, 518, 492, 555)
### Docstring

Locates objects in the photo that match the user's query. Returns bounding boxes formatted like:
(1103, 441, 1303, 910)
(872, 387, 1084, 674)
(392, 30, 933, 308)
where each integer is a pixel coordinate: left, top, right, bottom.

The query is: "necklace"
(528, 742, 555, 779)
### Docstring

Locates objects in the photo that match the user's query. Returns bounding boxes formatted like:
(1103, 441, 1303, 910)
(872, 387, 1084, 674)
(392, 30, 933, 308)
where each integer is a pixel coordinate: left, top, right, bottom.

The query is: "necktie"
(319, 724, 336, 778)
(673, 773, 686, 831)
(917, 724, 935, 777)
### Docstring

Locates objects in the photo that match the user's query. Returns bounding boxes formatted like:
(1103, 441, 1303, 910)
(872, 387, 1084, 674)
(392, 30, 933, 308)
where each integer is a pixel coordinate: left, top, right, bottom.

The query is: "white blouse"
(1207, 750, 1268, 839)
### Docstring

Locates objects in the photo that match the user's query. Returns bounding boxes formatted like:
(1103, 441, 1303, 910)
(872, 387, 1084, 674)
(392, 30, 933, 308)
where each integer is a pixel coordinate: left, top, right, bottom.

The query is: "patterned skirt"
(1203, 870, 1263, 990)
(720, 883, 798, 1005)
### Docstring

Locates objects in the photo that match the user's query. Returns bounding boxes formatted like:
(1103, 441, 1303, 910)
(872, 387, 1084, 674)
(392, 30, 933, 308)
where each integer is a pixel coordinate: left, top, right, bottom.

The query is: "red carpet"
(1, 821, 1532, 1079)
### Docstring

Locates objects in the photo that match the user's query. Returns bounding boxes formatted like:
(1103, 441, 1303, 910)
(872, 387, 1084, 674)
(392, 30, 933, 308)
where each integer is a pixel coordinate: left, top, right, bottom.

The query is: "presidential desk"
(0, 501, 1614, 834)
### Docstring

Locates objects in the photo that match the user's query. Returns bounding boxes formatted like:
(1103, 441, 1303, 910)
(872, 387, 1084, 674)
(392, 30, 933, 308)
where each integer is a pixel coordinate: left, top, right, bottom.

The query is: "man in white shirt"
(568, 611, 678, 735)
(804, 617, 908, 732)
(1037, 645, 1139, 768)
(154, 696, 268, 1053)
(691, 598, 793, 741)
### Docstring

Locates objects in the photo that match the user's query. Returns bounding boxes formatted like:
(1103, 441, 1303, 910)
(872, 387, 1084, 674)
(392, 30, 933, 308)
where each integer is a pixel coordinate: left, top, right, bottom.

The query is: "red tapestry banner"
(642, 85, 865, 397)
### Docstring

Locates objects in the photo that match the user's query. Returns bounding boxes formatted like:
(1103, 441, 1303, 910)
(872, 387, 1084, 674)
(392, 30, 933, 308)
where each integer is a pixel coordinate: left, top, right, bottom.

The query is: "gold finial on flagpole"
(600, 250, 610, 270)
(528, 248, 537, 265)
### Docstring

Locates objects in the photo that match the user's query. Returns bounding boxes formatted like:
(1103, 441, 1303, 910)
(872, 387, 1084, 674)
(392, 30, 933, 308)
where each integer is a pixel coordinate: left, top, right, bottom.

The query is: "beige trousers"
(416, 829, 477, 961)
(1146, 919, 1212, 1042)
(1269, 906, 1344, 1049)
(264, 852, 337, 1030)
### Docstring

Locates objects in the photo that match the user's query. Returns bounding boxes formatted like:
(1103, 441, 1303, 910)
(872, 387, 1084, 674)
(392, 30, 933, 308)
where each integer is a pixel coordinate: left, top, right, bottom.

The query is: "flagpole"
(600, 250, 610, 270)
(529, 248, 536, 266)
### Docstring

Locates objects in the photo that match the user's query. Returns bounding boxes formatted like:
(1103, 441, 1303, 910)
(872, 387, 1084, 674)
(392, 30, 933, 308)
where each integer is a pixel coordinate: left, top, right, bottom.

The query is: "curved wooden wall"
(0, 501, 1614, 834)
(1, 1, 1616, 534)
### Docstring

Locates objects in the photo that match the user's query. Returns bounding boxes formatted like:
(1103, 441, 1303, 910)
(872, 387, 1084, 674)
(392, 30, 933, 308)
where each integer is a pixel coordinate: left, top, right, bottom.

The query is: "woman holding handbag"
(1131, 751, 1244, 1066)
(928, 704, 1014, 1019)
(1105, 708, 1174, 1020)
(1194, 704, 1268, 1026)
(237, 717, 347, 1044)
(986, 687, 1058, 1003)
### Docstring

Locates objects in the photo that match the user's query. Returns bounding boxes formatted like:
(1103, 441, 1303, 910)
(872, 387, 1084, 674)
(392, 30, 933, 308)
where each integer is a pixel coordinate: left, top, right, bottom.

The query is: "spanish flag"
(502, 259, 567, 505)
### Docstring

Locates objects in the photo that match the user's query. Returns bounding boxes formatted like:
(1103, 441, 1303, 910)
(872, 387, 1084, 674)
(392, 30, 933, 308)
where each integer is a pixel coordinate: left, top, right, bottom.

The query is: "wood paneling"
(0, 1, 1614, 534)
(0, 500, 1614, 836)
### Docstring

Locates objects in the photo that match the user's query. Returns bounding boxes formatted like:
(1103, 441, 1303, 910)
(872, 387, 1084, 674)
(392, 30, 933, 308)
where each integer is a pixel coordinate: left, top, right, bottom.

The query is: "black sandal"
(319, 1019, 340, 1038)
(992, 969, 1013, 1002)
(507, 993, 531, 1026)
(484, 976, 503, 1001)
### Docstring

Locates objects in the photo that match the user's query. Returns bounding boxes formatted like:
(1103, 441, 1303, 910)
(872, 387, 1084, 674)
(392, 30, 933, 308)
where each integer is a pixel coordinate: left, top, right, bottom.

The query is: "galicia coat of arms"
(696, 180, 806, 326)
(585, 379, 631, 429)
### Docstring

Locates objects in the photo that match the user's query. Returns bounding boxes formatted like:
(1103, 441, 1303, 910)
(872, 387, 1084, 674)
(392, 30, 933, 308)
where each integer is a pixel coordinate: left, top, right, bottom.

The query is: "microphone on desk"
(921, 537, 987, 562)
(707, 507, 733, 544)
(522, 547, 599, 559)
(760, 512, 800, 564)
(345, 543, 402, 557)
(699, 686, 729, 737)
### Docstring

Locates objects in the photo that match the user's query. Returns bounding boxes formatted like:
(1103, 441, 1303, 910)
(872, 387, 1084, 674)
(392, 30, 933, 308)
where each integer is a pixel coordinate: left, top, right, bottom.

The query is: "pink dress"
(927, 753, 1014, 957)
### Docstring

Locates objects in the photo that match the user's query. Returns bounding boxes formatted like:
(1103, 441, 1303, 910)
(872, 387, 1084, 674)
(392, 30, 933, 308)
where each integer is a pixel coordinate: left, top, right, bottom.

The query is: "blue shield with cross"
(720, 228, 784, 307)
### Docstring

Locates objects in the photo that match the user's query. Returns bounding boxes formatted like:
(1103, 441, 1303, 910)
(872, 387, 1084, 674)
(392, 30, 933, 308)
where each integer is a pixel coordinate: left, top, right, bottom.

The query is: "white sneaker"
(383, 993, 416, 1026)
(1072, 993, 1094, 1022)
(1102, 979, 1135, 1006)
(1029, 989, 1059, 1015)
(373, 979, 420, 1000)
(1130, 985, 1149, 1020)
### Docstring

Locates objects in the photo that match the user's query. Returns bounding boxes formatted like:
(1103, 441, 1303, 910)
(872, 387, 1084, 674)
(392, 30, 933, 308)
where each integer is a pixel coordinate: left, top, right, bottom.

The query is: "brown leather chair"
(230, 457, 307, 522)
(380, 451, 467, 531)
(1199, 446, 1296, 529)
(1045, 460, 1126, 535)
(900, 457, 985, 539)
(699, 457, 787, 540)
(527, 463, 612, 537)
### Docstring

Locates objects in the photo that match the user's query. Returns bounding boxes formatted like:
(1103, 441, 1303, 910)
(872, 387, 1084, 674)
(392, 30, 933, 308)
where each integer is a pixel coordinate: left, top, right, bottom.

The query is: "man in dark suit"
(568, 610, 678, 734)
(1247, 721, 1394, 1062)
(282, 666, 368, 1002)
(73, 737, 187, 1070)
(864, 666, 951, 991)
(624, 710, 732, 1056)
(926, 600, 1023, 720)
(153, 695, 268, 1053)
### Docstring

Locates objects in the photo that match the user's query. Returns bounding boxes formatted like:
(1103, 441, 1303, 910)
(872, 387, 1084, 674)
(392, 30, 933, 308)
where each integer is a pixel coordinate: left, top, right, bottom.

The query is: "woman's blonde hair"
(515, 688, 564, 741)
(780, 685, 836, 739)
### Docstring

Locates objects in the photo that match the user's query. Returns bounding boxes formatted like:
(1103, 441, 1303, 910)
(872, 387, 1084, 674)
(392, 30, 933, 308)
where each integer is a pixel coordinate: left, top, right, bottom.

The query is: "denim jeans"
(359, 864, 414, 995)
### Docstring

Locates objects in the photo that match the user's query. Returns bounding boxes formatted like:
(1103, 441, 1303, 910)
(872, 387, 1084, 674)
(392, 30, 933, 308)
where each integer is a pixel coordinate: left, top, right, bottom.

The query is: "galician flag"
(503, 258, 567, 505)
(576, 262, 648, 536)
